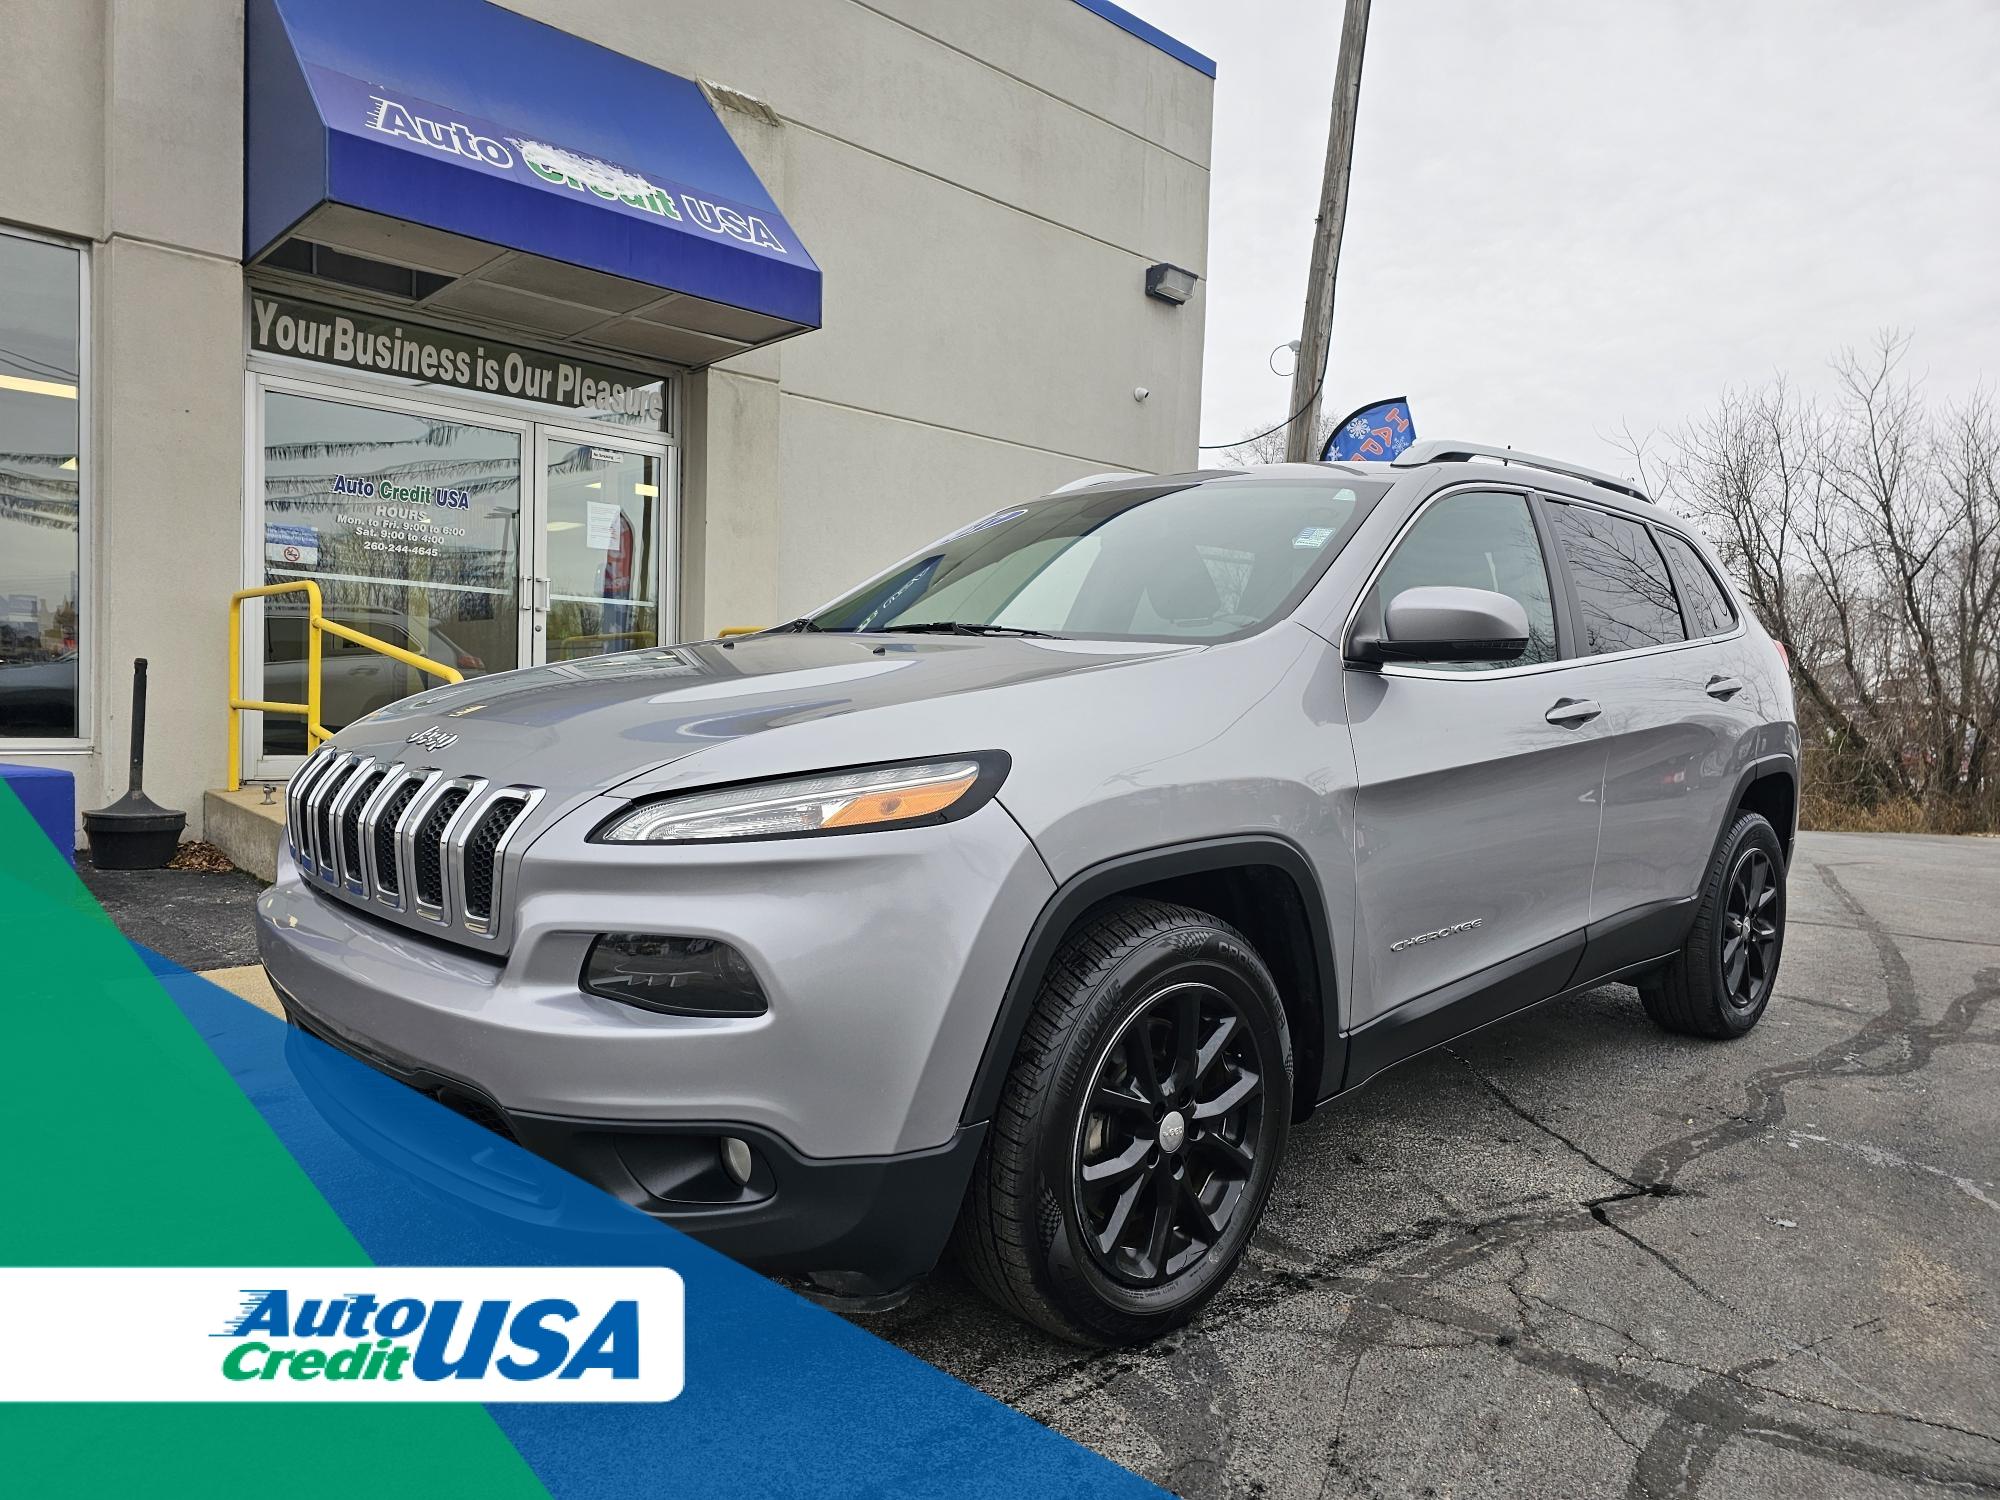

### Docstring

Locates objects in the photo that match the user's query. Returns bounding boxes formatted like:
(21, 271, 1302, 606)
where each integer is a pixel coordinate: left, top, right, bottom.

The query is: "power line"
(1197, 371, 1326, 451)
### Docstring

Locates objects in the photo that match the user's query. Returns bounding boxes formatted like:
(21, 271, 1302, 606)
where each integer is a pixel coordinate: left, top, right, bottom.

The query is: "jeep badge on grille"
(407, 726, 459, 751)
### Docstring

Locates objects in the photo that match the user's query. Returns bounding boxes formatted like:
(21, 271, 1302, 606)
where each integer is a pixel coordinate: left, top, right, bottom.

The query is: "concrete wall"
(1, 0, 246, 833)
(0, 0, 1210, 835)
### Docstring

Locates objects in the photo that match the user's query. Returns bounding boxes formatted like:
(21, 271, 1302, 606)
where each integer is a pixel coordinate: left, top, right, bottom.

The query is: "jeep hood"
(318, 632, 1193, 801)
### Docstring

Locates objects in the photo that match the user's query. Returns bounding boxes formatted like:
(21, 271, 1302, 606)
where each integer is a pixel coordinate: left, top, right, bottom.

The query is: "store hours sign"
(251, 294, 666, 428)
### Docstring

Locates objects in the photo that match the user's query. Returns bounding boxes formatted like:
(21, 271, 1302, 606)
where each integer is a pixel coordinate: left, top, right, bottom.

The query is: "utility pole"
(1284, 0, 1372, 463)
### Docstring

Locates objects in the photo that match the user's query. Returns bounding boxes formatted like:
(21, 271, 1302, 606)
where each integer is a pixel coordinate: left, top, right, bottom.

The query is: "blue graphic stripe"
(141, 949, 1163, 1499)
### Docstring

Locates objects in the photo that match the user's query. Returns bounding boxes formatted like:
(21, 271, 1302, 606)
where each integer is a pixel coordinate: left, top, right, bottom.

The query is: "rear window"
(1657, 532, 1737, 638)
(1547, 502, 1686, 656)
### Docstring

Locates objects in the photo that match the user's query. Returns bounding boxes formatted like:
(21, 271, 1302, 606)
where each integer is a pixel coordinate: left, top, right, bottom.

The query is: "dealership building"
(0, 0, 1212, 842)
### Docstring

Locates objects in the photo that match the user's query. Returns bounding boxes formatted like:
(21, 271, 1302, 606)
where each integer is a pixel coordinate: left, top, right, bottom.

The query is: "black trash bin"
(83, 658, 187, 870)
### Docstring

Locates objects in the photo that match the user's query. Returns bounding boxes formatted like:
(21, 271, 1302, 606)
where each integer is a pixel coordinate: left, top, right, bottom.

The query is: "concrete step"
(203, 787, 285, 882)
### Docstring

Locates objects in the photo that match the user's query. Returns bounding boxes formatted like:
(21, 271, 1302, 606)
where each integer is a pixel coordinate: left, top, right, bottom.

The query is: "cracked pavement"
(873, 832, 2000, 1498)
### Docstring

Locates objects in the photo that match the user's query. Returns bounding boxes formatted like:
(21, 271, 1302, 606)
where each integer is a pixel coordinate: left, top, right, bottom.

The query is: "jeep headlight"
(595, 756, 1004, 843)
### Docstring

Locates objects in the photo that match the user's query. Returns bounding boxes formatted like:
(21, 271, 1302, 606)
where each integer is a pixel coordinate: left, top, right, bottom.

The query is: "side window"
(1546, 502, 1686, 655)
(325, 618, 410, 656)
(1657, 532, 1736, 638)
(1371, 491, 1558, 670)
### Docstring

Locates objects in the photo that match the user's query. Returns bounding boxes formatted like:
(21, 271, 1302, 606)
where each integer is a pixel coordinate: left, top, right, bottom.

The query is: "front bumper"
(256, 795, 1053, 1284)
(280, 988, 984, 1292)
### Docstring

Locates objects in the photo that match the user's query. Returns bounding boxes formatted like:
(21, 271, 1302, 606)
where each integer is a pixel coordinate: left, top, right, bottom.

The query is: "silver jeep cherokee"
(258, 441, 1798, 1345)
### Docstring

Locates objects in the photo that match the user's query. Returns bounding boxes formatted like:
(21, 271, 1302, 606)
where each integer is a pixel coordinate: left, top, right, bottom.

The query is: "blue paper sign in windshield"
(1321, 398, 1415, 463)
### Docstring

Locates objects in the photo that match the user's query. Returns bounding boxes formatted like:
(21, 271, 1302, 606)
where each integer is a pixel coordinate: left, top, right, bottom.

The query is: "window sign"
(251, 293, 666, 429)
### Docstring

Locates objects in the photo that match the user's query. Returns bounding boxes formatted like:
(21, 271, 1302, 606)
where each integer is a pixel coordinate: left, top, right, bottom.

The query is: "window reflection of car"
(263, 607, 486, 752)
(0, 649, 77, 734)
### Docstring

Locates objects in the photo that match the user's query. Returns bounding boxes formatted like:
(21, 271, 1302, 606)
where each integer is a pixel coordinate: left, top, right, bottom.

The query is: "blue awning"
(246, 0, 821, 365)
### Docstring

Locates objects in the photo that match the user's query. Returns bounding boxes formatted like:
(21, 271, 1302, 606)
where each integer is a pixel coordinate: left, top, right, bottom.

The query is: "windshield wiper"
(875, 622, 1062, 639)
(767, 617, 824, 633)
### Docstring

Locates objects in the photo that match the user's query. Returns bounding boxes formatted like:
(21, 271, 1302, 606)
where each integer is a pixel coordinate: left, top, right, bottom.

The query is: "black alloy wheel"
(1721, 846, 1780, 1009)
(1639, 809, 1786, 1039)
(954, 898, 1293, 1346)
(1074, 981, 1266, 1287)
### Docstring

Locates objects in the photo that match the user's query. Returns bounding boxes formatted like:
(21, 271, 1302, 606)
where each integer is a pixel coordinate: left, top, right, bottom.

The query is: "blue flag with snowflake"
(1321, 398, 1415, 462)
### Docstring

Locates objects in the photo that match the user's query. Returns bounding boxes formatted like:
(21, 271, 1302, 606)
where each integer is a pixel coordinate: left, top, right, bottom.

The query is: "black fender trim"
(1730, 754, 1800, 863)
(1343, 928, 1584, 1091)
(1569, 895, 1698, 991)
(1340, 932, 1682, 1097)
(959, 834, 1341, 1128)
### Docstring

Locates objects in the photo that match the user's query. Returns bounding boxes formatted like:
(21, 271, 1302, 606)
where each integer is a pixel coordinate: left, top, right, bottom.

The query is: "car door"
(1342, 487, 1607, 1037)
(1536, 499, 1746, 969)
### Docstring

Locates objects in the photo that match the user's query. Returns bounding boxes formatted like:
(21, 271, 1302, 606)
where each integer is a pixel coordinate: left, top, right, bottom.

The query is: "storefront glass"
(0, 231, 84, 741)
(253, 371, 672, 766)
(544, 441, 662, 661)
(260, 390, 522, 753)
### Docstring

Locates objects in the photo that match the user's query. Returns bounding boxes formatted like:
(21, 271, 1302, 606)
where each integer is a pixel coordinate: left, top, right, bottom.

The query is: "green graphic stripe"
(0, 790, 547, 1499)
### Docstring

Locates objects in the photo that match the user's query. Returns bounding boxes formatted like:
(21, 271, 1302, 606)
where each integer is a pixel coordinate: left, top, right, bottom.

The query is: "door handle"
(1545, 697, 1601, 727)
(1705, 675, 1745, 700)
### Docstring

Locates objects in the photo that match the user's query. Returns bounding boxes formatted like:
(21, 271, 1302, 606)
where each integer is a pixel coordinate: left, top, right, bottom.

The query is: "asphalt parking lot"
(880, 832, 2000, 1499)
(82, 829, 1997, 1496)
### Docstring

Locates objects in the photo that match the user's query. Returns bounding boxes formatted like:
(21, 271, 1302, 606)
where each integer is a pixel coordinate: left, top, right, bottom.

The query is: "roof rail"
(1390, 440, 1651, 505)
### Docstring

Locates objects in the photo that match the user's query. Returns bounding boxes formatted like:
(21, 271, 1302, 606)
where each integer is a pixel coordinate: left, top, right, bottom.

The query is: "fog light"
(581, 934, 768, 1016)
(720, 1136, 754, 1187)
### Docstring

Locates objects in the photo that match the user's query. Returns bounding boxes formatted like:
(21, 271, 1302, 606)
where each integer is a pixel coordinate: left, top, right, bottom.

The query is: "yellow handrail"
(227, 579, 464, 791)
(716, 626, 764, 637)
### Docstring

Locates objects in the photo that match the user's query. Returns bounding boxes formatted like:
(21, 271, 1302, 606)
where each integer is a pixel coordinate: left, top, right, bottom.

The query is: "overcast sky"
(1134, 0, 2000, 476)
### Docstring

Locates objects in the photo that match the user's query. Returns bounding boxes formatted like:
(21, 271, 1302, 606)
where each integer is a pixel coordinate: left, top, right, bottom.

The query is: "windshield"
(809, 476, 1387, 641)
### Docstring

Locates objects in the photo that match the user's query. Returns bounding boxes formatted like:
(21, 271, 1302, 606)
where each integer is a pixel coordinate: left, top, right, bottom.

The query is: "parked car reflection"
(262, 605, 488, 752)
(0, 649, 77, 736)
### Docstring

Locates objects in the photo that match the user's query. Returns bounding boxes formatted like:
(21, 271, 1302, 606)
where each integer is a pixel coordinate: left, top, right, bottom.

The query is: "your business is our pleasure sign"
(251, 293, 667, 426)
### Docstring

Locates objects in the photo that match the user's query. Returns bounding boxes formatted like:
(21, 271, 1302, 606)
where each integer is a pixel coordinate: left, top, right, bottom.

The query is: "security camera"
(1133, 386, 1150, 402)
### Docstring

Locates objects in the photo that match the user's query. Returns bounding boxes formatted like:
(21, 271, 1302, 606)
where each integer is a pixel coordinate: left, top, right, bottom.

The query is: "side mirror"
(1347, 586, 1530, 665)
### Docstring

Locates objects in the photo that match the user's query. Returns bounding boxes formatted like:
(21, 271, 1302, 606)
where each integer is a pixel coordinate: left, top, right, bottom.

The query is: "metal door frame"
(529, 422, 679, 667)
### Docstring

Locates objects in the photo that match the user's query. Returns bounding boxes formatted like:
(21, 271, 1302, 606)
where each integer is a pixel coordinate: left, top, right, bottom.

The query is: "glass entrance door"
(258, 387, 525, 759)
(250, 379, 674, 777)
(533, 433, 666, 661)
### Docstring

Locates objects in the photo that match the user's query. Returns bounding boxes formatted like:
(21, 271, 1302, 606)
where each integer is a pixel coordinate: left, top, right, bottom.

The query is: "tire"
(1639, 811, 1786, 1038)
(954, 898, 1293, 1346)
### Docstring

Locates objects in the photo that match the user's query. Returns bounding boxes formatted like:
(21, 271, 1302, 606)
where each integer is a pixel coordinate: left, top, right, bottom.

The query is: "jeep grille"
(285, 748, 542, 947)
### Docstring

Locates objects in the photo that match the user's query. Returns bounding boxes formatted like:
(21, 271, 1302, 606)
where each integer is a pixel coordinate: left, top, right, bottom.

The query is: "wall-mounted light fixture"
(1145, 262, 1199, 305)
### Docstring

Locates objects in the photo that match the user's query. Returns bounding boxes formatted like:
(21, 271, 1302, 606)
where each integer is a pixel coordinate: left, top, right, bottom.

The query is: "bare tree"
(1215, 414, 1337, 469)
(1645, 335, 2000, 830)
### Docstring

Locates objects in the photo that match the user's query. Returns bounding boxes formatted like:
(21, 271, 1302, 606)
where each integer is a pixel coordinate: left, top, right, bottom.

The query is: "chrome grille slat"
(308, 754, 362, 879)
(452, 788, 543, 935)
(390, 770, 452, 916)
(284, 754, 543, 950)
(356, 765, 416, 909)
(374, 771, 435, 906)
(412, 780, 479, 914)
(285, 749, 338, 869)
(327, 759, 382, 893)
